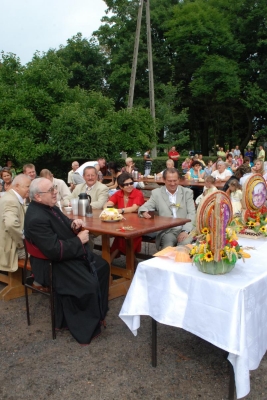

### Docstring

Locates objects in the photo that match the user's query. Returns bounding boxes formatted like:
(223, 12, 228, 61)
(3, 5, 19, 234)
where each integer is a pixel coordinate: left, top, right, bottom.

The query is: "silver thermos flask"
(78, 193, 89, 216)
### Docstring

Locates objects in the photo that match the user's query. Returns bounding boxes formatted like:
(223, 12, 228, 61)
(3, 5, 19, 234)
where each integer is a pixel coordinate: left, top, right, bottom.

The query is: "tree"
(56, 33, 107, 92)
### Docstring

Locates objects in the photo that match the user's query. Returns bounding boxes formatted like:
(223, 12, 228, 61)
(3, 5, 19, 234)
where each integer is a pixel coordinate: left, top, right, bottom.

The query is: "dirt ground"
(1, 253, 267, 400)
(1, 210, 267, 400)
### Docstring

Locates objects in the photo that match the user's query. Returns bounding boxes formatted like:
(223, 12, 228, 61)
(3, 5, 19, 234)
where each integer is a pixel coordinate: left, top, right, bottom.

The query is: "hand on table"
(77, 229, 89, 244)
(142, 211, 152, 219)
(177, 231, 189, 243)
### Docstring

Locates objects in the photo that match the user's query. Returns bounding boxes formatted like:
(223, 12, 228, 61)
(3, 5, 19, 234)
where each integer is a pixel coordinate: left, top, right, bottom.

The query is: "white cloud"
(0, 0, 107, 65)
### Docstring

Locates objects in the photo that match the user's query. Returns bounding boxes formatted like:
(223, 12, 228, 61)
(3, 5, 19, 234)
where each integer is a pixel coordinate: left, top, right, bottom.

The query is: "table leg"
(228, 359, 235, 400)
(152, 318, 157, 367)
(101, 234, 111, 265)
(125, 238, 135, 273)
(106, 236, 133, 300)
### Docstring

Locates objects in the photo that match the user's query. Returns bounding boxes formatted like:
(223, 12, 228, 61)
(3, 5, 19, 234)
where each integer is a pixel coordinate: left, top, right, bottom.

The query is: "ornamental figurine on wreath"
(231, 174, 267, 239)
(189, 191, 250, 275)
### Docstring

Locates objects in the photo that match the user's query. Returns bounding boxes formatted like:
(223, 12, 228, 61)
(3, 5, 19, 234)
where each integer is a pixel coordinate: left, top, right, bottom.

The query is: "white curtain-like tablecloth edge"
(119, 238, 267, 399)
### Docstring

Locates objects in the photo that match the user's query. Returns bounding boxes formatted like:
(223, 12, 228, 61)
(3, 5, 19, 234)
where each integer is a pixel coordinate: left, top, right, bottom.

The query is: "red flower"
(231, 240, 238, 247)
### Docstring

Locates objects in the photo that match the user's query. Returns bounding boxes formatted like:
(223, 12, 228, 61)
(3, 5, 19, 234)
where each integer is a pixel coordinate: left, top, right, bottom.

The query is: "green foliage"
(1, 0, 267, 170)
(56, 33, 107, 91)
(189, 56, 240, 102)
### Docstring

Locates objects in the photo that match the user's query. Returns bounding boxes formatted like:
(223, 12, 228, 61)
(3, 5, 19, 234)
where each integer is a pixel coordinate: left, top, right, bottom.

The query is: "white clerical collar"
(11, 189, 24, 205)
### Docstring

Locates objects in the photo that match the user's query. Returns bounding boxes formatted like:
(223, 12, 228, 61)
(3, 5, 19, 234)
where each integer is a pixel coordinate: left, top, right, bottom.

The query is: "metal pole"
(128, 0, 144, 109)
(145, 0, 157, 157)
(145, 0, 155, 119)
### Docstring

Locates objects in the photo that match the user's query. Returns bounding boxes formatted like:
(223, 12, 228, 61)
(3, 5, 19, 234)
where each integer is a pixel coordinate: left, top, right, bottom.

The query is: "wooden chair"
(23, 240, 56, 340)
(0, 258, 31, 301)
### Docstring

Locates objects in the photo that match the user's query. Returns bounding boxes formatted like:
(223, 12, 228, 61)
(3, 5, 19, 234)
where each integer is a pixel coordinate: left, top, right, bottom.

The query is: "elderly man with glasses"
(39, 168, 71, 208)
(24, 178, 109, 345)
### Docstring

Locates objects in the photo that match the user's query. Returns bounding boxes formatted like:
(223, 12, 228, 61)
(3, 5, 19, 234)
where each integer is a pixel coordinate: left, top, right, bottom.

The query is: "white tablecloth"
(119, 238, 267, 399)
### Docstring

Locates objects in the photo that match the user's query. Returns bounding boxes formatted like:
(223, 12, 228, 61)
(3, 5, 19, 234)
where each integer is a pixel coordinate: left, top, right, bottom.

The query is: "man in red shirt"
(168, 146, 180, 168)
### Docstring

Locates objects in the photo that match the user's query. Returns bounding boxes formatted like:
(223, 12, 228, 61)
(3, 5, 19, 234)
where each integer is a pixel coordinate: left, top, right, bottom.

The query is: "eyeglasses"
(38, 185, 57, 194)
(121, 182, 134, 187)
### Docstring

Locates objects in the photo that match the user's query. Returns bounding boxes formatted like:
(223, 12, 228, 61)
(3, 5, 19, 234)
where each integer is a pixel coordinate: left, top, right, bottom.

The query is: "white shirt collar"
(165, 186, 179, 201)
(11, 189, 24, 205)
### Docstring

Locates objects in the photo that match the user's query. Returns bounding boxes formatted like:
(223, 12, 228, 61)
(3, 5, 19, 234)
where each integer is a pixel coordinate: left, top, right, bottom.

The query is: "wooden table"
(135, 177, 225, 189)
(70, 210, 190, 300)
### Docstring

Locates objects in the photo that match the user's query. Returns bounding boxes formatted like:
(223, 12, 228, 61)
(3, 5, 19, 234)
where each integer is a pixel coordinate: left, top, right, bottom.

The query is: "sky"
(1, 0, 108, 65)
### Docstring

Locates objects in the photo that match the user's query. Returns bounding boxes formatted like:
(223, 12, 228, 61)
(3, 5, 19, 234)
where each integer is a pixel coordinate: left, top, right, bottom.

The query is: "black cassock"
(24, 201, 109, 344)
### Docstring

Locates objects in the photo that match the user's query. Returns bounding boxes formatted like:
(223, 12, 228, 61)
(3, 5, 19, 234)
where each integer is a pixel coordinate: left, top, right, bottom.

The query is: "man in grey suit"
(138, 168, 196, 249)
(67, 166, 109, 209)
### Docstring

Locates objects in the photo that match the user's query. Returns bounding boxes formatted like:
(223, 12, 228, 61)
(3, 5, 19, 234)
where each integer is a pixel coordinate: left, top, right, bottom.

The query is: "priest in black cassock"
(24, 178, 109, 344)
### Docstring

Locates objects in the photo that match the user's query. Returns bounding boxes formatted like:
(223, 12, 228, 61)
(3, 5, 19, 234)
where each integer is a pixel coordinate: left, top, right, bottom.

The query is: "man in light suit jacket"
(67, 166, 109, 209)
(138, 168, 196, 249)
(0, 174, 31, 271)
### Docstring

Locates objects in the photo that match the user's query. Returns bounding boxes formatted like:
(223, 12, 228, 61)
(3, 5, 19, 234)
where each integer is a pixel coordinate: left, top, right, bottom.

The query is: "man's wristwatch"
(121, 208, 125, 214)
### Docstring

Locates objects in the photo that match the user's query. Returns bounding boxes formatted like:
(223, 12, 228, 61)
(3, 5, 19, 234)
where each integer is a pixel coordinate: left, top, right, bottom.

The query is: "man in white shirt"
(0, 174, 31, 271)
(233, 146, 241, 157)
(138, 168, 196, 249)
(211, 161, 232, 181)
(67, 161, 79, 191)
(72, 158, 106, 185)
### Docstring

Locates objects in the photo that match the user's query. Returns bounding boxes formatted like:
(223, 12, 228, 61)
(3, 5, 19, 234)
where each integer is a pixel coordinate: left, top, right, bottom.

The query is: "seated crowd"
(0, 151, 266, 345)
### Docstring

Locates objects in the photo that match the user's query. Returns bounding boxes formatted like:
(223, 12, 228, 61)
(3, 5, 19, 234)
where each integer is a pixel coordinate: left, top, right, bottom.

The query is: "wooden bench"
(0, 259, 31, 301)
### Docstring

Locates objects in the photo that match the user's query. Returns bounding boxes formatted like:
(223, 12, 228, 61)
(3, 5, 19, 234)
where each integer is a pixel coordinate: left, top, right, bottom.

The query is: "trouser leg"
(160, 231, 179, 249)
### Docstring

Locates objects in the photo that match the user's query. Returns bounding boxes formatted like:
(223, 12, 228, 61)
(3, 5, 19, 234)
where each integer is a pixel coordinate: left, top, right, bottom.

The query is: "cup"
(148, 210, 155, 219)
(70, 198, 79, 215)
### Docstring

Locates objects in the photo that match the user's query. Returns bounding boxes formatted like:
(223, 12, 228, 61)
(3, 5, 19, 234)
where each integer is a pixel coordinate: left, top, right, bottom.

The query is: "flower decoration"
(189, 226, 250, 264)
(232, 210, 267, 237)
(169, 203, 182, 209)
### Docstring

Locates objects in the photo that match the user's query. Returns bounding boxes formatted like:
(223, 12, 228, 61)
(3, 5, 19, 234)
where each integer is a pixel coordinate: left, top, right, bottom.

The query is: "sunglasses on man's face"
(121, 182, 134, 187)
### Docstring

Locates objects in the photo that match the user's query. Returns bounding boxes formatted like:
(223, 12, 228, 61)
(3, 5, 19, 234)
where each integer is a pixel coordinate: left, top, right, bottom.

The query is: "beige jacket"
(67, 181, 109, 209)
(0, 190, 25, 271)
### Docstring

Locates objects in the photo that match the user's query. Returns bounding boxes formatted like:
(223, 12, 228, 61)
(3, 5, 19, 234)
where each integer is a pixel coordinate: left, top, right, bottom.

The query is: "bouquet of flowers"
(190, 226, 250, 265)
(231, 210, 267, 237)
(237, 210, 267, 237)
